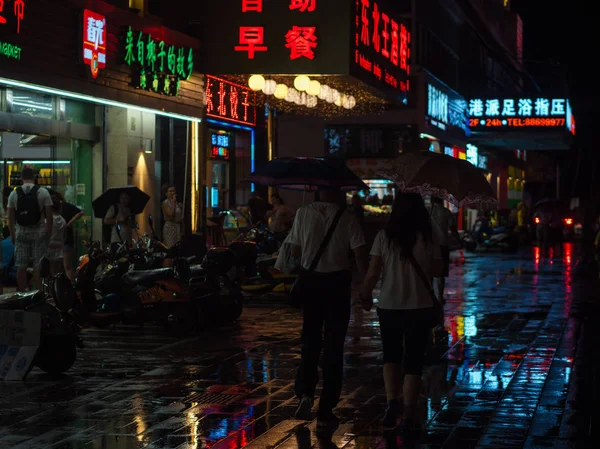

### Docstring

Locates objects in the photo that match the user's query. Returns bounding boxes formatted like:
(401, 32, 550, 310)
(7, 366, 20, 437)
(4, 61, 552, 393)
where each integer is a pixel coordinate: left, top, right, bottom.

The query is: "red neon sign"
(234, 26, 268, 59)
(242, 0, 263, 12)
(289, 0, 316, 12)
(205, 75, 256, 126)
(285, 26, 317, 60)
(82, 10, 107, 79)
(0, 0, 25, 34)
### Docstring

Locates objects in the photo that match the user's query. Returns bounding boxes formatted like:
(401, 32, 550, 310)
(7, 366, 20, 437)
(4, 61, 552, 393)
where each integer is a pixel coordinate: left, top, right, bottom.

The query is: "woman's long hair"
(385, 192, 433, 257)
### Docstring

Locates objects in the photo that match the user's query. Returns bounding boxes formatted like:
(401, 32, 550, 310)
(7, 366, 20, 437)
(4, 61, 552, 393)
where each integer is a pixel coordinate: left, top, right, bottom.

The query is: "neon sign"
(427, 84, 448, 130)
(469, 97, 575, 135)
(211, 132, 231, 160)
(352, 0, 411, 93)
(123, 27, 194, 96)
(235, 0, 319, 61)
(0, 40, 21, 60)
(0, 0, 25, 34)
(466, 144, 478, 167)
(205, 75, 256, 126)
(82, 10, 106, 79)
(0, 0, 26, 61)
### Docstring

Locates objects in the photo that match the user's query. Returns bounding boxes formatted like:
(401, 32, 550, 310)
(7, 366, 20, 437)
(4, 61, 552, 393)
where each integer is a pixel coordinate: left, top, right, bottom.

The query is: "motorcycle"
(461, 223, 518, 253)
(0, 258, 82, 375)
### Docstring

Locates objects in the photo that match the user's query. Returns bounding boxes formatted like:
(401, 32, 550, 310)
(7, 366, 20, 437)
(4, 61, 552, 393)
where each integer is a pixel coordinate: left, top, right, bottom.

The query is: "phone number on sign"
(470, 118, 566, 127)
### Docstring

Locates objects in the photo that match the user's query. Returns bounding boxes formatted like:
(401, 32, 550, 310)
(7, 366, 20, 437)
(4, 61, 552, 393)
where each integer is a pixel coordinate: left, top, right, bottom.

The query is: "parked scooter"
(0, 258, 82, 375)
(461, 224, 518, 253)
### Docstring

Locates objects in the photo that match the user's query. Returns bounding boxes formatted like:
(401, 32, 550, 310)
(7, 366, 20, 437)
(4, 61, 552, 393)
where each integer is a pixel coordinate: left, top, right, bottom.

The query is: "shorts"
(377, 307, 433, 374)
(15, 232, 48, 267)
(440, 245, 450, 277)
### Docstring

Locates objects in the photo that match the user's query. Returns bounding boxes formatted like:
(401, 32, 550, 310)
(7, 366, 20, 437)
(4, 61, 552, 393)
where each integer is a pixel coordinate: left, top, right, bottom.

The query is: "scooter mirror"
(39, 257, 51, 279)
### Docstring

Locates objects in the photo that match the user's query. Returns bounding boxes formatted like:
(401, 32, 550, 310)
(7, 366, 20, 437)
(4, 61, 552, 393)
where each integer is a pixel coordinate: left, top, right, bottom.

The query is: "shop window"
(64, 99, 97, 126)
(6, 89, 55, 120)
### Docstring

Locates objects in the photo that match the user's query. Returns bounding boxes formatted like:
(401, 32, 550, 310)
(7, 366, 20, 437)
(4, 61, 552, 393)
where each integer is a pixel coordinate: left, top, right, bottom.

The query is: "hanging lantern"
(336, 94, 346, 107)
(263, 79, 277, 95)
(307, 80, 321, 96)
(274, 83, 288, 99)
(346, 95, 356, 109)
(286, 87, 298, 102)
(248, 75, 266, 91)
(318, 84, 330, 101)
(298, 92, 308, 106)
(307, 96, 318, 108)
(294, 75, 310, 92)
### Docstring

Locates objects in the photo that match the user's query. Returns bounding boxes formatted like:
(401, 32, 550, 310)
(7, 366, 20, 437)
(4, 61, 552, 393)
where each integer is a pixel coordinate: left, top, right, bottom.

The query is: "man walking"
(7, 168, 53, 291)
(429, 197, 459, 304)
(287, 189, 368, 434)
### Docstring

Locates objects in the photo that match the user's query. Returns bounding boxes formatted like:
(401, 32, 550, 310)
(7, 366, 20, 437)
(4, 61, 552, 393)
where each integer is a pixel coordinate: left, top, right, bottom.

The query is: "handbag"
(406, 253, 444, 328)
(288, 206, 345, 308)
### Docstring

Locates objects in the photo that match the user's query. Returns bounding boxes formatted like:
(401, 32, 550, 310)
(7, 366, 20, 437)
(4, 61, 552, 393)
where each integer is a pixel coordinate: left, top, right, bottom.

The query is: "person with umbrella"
(104, 192, 135, 253)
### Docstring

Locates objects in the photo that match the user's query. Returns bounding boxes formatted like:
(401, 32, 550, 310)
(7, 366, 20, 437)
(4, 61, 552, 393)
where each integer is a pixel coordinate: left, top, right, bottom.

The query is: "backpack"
(15, 185, 41, 227)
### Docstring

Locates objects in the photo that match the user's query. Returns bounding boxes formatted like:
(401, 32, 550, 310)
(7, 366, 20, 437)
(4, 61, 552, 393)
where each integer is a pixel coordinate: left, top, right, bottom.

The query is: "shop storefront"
(0, 1, 204, 251)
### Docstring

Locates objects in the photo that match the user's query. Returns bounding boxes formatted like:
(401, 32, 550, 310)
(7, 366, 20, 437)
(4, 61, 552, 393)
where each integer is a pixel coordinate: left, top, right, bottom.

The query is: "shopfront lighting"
(298, 92, 307, 106)
(335, 94, 345, 107)
(308, 80, 321, 96)
(318, 84, 330, 101)
(307, 95, 318, 108)
(274, 83, 288, 99)
(294, 75, 310, 92)
(326, 88, 339, 104)
(346, 95, 356, 109)
(248, 75, 266, 91)
(263, 79, 277, 95)
(286, 87, 299, 103)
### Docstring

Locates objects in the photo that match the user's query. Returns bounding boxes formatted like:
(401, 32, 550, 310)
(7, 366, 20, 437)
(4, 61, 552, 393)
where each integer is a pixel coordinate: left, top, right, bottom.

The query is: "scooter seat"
(122, 268, 173, 285)
(0, 291, 44, 310)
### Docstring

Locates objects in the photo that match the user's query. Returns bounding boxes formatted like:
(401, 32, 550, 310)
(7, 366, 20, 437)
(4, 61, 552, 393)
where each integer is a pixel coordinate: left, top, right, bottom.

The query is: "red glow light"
(205, 75, 256, 126)
(563, 218, 573, 226)
(534, 217, 540, 224)
(289, 0, 316, 12)
(285, 26, 317, 60)
(242, 0, 263, 12)
(234, 27, 268, 59)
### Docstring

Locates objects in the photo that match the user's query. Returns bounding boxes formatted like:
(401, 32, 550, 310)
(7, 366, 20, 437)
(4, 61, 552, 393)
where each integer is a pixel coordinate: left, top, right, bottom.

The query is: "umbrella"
(92, 186, 150, 218)
(247, 157, 369, 191)
(376, 152, 496, 206)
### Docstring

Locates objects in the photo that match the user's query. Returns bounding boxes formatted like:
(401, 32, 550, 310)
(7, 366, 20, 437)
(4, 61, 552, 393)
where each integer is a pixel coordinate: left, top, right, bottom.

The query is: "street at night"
(1, 246, 596, 449)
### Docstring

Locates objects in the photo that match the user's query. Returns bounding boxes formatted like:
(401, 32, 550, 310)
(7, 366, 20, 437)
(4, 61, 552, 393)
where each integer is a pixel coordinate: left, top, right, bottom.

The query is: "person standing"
(288, 189, 369, 434)
(267, 194, 294, 234)
(7, 168, 53, 291)
(429, 196, 459, 303)
(247, 190, 273, 226)
(162, 185, 183, 248)
(361, 193, 444, 432)
(50, 191, 84, 280)
(351, 193, 365, 232)
(104, 192, 135, 253)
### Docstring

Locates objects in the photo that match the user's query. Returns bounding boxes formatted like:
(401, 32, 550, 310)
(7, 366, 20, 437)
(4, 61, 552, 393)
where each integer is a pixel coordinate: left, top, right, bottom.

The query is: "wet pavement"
(1, 243, 598, 448)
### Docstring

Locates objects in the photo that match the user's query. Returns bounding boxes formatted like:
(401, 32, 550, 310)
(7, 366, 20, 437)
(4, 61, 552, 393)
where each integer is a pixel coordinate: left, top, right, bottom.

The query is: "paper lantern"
(346, 95, 356, 109)
(307, 96, 318, 108)
(308, 80, 321, 96)
(286, 87, 298, 102)
(264, 79, 277, 95)
(248, 75, 265, 91)
(274, 83, 288, 99)
(298, 92, 307, 106)
(335, 94, 344, 107)
(294, 75, 310, 92)
(318, 84, 330, 100)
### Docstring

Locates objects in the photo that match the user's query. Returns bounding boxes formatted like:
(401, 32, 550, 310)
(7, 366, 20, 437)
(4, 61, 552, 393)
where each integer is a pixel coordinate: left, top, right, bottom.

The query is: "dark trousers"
(294, 270, 352, 416)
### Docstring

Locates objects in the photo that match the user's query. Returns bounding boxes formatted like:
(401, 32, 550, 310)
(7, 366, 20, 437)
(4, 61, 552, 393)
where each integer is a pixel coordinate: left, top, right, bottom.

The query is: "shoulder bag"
(406, 252, 444, 328)
(288, 206, 345, 308)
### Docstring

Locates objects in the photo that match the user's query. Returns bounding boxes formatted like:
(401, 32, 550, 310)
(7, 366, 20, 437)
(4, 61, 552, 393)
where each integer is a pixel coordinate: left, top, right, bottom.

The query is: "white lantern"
(294, 75, 310, 92)
(298, 92, 308, 106)
(331, 89, 341, 104)
(286, 87, 298, 102)
(308, 80, 321, 96)
(336, 94, 346, 107)
(318, 84, 330, 101)
(264, 79, 277, 95)
(307, 96, 318, 108)
(274, 83, 288, 99)
(248, 75, 265, 91)
(346, 95, 356, 109)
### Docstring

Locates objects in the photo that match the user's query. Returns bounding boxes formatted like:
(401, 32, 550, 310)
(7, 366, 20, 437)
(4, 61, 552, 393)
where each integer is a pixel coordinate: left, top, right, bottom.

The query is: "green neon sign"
(0, 41, 22, 60)
(123, 26, 193, 96)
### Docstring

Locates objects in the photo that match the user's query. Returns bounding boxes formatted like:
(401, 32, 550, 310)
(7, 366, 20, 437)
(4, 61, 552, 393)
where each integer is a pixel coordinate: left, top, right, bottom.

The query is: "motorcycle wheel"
(35, 335, 77, 375)
(165, 304, 198, 337)
(229, 299, 243, 322)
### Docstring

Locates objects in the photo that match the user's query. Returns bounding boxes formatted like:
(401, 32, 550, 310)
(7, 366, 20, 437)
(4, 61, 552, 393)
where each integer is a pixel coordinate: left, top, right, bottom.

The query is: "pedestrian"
(429, 196, 459, 303)
(50, 190, 84, 280)
(288, 188, 368, 434)
(360, 192, 444, 432)
(534, 208, 551, 255)
(267, 194, 295, 234)
(7, 167, 53, 291)
(351, 193, 365, 232)
(161, 185, 183, 248)
(104, 192, 135, 254)
(247, 190, 273, 226)
(47, 197, 67, 276)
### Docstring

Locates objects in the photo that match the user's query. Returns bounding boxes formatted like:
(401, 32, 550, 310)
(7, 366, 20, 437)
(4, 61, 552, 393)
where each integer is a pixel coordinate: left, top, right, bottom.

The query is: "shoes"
(382, 400, 400, 429)
(316, 412, 339, 435)
(295, 395, 314, 420)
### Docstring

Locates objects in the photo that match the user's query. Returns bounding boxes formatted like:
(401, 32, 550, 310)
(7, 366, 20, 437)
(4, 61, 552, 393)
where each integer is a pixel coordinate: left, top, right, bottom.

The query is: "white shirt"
(7, 183, 53, 232)
(370, 230, 442, 310)
(430, 203, 454, 246)
(286, 202, 365, 273)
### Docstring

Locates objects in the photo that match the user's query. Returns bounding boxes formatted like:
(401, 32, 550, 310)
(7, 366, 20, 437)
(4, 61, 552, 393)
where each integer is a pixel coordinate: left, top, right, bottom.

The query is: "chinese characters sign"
(211, 131, 231, 160)
(206, 75, 256, 126)
(123, 27, 194, 96)
(82, 10, 106, 79)
(425, 75, 469, 137)
(0, 0, 26, 61)
(469, 97, 574, 134)
(351, 0, 411, 95)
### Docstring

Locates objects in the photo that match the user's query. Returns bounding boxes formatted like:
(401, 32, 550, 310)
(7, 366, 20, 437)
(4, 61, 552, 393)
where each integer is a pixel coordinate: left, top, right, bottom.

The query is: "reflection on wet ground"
(0, 243, 597, 448)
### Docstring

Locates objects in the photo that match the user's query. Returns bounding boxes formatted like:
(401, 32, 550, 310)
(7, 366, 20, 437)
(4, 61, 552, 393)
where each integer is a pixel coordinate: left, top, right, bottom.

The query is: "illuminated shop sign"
(469, 97, 575, 135)
(352, 0, 411, 94)
(477, 154, 488, 170)
(0, 0, 26, 61)
(211, 131, 231, 160)
(82, 10, 106, 79)
(123, 27, 194, 96)
(425, 76, 468, 136)
(205, 75, 256, 126)
(466, 143, 478, 166)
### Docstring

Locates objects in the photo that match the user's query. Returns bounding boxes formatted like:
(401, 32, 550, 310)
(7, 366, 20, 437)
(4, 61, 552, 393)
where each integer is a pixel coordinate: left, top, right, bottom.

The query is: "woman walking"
(360, 192, 444, 433)
(162, 185, 183, 248)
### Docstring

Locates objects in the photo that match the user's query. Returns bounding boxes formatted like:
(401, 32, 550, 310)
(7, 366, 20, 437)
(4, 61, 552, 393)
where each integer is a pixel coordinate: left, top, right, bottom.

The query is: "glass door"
(210, 161, 229, 213)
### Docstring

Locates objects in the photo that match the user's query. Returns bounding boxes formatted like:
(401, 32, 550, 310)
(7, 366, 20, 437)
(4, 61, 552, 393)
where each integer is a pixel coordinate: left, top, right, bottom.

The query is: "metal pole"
(102, 106, 108, 192)
(267, 106, 274, 201)
(183, 121, 190, 236)
(169, 118, 175, 184)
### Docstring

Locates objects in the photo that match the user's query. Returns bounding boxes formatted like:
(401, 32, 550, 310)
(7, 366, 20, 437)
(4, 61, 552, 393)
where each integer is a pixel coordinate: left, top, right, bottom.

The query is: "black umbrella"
(92, 186, 150, 218)
(247, 157, 369, 191)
